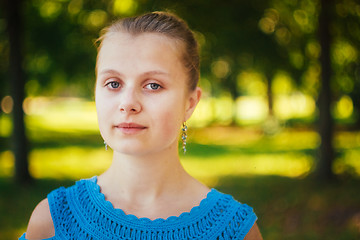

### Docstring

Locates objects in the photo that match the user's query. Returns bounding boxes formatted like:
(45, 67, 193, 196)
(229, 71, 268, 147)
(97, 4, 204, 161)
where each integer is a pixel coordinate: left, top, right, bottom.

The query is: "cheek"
(155, 97, 185, 137)
(95, 92, 114, 128)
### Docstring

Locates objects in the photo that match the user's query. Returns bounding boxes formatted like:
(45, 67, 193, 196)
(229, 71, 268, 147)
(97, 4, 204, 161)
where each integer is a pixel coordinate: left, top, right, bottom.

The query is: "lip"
(114, 122, 147, 134)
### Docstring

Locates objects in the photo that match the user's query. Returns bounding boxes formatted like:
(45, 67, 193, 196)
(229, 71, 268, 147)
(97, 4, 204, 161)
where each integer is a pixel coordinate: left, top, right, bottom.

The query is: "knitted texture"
(20, 177, 257, 240)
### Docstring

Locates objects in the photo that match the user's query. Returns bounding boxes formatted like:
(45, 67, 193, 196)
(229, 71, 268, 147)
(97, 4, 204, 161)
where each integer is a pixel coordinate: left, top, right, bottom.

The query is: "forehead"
(96, 32, 187, 79)
(97, 32, 185, 69)
(100, 32, 183, 57)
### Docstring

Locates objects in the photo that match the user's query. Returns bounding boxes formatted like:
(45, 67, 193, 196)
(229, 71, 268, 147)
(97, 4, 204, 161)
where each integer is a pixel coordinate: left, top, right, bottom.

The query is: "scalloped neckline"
(85, 176, 218, 226)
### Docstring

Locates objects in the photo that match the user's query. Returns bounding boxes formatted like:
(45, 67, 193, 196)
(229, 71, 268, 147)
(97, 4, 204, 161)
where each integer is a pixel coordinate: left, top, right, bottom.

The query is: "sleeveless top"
(20, 177, 257, 240)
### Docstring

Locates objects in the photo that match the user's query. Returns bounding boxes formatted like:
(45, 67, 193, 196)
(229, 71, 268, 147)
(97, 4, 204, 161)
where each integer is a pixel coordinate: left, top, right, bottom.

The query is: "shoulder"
(213, 190, 259, 239)
(214, 189, 256, 219)
(244, 222, 263, 240)
(25, 198, 55, 240)
(24, 179, 91, 239)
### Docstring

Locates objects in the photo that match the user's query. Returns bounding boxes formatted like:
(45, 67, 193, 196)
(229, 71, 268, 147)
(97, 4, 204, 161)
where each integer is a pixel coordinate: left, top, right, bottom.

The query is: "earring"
(181, 122, 187, 154)
(104, 141, 108, 151)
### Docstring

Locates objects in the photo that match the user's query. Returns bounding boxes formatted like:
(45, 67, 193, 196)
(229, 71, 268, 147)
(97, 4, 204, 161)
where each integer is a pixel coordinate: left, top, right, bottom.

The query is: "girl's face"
(95, 32, 201, 156)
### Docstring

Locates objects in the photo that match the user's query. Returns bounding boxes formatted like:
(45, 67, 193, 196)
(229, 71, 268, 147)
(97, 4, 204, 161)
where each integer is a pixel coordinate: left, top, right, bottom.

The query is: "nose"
(118, 87, 141, 114)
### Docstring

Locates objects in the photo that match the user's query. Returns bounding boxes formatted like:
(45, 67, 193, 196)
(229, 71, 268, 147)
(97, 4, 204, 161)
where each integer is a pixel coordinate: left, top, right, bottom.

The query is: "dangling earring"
(181, 122, 187, 154)
(104, 141, 108, 151)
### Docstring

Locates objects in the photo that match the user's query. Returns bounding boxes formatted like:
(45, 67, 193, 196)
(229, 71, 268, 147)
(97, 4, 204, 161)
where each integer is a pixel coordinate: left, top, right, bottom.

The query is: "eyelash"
(104, 81, 162, 91)
(105, 81, 120, 89)
(145, 83, 162, 90)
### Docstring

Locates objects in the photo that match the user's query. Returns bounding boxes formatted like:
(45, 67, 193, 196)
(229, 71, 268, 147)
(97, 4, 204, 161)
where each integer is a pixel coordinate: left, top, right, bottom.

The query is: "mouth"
(114, 122, 147, 134)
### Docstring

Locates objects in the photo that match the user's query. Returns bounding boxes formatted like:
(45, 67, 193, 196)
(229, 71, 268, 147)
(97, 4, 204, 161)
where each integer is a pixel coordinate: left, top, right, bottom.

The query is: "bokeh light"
(1, 96, 13, 114)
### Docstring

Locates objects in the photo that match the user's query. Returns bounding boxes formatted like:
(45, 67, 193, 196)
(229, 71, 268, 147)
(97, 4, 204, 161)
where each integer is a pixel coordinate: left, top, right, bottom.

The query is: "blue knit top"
(20, 177, 257, 240)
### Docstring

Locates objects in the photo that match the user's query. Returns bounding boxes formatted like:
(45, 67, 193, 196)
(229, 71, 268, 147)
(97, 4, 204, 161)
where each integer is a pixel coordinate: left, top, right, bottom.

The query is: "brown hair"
(96, 11, 199, 91)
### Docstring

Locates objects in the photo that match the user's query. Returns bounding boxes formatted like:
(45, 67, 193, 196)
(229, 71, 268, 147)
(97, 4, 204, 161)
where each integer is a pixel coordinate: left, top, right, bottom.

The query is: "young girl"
(21, 12, 262, 240)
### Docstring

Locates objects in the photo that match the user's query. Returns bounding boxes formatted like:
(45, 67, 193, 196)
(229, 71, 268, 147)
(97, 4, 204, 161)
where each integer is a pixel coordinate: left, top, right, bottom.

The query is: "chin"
(112, 144, 153, 156)
(115, 144, 173, 157)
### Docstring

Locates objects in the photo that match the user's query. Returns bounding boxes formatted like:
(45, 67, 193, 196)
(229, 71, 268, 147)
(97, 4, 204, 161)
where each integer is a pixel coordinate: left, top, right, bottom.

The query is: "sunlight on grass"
(182, 153, 313, 186)
(0, 147, 313, 186)
(191, 127, 319, 150)
(1, 126, 360, 182)
(29, 147, 112, 179)
(24, 97, 99, 133)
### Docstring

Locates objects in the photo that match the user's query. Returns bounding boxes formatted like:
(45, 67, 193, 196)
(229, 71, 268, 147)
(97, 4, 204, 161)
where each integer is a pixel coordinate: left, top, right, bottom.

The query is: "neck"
(98, 146, 190, 202)
(96, 144, 210, 220)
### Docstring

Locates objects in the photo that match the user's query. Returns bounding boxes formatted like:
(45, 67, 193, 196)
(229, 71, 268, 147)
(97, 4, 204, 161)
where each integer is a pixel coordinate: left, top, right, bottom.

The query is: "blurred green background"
(1, 0, 360, 239)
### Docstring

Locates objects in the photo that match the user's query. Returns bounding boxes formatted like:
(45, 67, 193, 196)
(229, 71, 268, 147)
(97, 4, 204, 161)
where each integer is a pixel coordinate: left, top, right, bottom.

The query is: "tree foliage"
(1, 0, 359, 103)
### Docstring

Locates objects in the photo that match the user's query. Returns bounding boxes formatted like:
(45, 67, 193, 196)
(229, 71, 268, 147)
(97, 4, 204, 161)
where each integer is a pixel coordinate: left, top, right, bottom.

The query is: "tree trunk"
(266, 74, 273, 117)
(316, 0, 335, 181)
(5, 0, 32, 184)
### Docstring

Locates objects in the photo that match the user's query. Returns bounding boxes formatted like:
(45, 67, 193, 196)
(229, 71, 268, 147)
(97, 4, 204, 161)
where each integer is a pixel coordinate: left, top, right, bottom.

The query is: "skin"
(25, 32, 262, 239)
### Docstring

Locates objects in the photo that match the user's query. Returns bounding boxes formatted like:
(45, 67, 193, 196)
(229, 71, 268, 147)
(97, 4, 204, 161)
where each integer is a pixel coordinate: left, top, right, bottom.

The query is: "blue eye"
(146, 83, 161, 90)
(107, 81, 120, 89)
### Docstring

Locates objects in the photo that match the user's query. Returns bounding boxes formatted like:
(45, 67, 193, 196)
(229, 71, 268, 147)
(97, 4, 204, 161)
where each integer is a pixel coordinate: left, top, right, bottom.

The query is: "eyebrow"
(140, 70, 170, 78)
(98, 69, 169, 78)
(98, 69, 123, 77)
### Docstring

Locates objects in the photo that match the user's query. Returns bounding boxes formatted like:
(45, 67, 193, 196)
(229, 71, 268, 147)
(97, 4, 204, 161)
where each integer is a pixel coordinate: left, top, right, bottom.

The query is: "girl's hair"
(96, 11, 199, 91)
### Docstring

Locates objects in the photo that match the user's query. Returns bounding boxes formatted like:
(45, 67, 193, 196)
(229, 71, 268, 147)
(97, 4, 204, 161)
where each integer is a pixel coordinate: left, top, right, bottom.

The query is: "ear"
(184, 87, 202, 121)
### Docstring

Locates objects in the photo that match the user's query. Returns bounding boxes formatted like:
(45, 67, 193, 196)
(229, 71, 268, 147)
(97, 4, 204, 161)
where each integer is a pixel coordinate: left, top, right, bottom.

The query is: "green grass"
(218, 176, 360, 240)
(0, 177, 74, 239)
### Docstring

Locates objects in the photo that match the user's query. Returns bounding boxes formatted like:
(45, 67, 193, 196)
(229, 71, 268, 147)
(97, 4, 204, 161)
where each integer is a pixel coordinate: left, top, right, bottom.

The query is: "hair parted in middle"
(96, 11, 200, 91)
